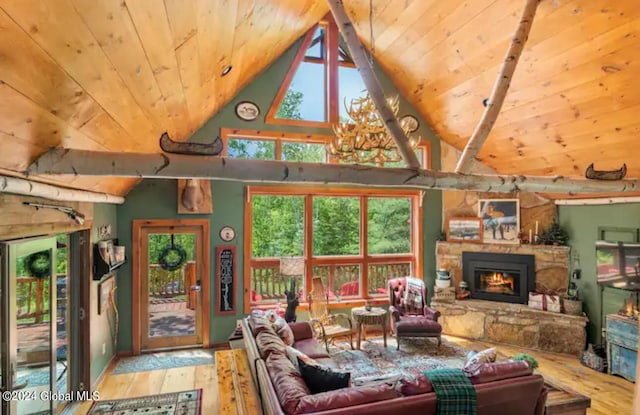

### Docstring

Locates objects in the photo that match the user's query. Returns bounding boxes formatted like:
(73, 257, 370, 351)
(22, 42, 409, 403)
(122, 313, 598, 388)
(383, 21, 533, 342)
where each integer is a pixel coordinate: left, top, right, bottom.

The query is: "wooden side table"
(352, 306, 388, 349)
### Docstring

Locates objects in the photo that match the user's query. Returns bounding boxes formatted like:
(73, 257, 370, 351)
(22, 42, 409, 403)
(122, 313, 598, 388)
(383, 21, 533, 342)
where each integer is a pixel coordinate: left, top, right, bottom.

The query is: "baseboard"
(92, 353, 117, 391)
(116, 350, 134, 357)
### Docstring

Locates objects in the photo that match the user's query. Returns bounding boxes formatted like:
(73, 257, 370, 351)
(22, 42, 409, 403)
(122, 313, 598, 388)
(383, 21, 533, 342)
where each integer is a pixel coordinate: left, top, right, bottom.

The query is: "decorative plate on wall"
(400, 114, 419, 132)
(235, 101, 260, 121)
(220, 226, 236, 242)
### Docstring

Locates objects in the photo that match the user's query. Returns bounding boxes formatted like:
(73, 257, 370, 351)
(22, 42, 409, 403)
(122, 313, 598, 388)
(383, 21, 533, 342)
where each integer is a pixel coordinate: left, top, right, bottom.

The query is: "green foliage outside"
(148, 233, 196, 264)
(276, 90, 304, 120)
(313, 196, 360, 256)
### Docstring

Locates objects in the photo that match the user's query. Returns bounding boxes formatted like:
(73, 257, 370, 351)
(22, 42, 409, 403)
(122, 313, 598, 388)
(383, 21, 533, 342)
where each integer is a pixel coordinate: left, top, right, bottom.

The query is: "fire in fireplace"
(462, 252, 535, 304)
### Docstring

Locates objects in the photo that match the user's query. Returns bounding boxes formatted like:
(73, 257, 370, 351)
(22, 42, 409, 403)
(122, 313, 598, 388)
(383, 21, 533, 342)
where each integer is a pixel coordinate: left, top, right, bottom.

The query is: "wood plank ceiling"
(0, 0, 326, 196)
(0, 0, 638, 197)
(346, 0, 640, 179)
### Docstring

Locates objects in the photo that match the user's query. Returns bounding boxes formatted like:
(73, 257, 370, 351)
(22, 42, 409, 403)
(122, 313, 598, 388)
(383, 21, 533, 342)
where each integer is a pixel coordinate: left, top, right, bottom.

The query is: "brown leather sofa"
(241, 316, 547, 415)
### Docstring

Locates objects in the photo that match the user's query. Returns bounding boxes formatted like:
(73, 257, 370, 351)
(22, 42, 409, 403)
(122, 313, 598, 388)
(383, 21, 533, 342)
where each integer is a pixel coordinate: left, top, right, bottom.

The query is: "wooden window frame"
(219, 128, 431, 169)
(243, 186, 423, 313)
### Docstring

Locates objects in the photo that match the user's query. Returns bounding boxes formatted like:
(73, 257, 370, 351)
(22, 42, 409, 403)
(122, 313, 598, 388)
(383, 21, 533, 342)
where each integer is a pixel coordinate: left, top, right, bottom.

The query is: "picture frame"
(400, 114, 419, 132)
(235, 101, 260, 121)
(478, 198, 520, 244)
(98, 275, 116, 315)
(446, 217, 483, 243)
(216, 245, 237, 315)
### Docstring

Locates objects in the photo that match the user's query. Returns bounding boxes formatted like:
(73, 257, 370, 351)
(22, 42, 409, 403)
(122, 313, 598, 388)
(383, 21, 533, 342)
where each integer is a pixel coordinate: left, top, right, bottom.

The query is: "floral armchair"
(388, 277, 442, 350)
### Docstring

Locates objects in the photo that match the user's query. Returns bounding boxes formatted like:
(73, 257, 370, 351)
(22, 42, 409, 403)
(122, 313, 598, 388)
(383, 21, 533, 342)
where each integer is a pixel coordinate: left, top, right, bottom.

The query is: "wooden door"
(133, 220, 210, 352)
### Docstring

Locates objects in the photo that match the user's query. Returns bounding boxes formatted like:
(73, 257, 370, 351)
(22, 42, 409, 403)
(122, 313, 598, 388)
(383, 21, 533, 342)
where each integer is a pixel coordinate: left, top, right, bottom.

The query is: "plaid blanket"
(425, 369, 477, 415)
(404, 277, 424, 309)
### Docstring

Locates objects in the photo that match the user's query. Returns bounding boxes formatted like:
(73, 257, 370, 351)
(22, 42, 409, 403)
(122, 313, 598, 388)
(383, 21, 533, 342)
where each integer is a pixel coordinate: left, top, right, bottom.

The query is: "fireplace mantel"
(436, 241, 570, 292)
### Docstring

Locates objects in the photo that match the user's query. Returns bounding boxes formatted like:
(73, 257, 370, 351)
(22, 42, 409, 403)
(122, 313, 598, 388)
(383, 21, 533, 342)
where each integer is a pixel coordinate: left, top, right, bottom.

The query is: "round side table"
(351, 306, 388, 349)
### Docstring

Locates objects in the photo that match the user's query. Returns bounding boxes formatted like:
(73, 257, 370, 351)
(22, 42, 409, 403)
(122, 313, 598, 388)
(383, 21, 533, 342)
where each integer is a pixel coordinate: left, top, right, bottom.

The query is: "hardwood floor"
(76, 336, 634, 415)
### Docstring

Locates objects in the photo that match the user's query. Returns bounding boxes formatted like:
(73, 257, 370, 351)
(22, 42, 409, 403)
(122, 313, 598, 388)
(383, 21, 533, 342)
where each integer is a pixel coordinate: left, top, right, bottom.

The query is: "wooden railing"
(249, 257, 413, 303)
(16, 277, 49, 322)
(148, 262, 196, 298)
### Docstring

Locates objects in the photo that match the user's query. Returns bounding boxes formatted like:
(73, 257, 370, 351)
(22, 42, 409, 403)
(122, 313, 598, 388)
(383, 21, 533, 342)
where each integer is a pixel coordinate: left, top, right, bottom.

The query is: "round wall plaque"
(220, 226, 236, 242)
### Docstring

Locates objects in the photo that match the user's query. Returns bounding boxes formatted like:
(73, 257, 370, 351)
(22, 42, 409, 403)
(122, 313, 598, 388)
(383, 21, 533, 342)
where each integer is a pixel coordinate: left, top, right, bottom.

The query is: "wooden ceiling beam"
(26, 148, 640, 195)
(326, 0, 421, 169)
(455, 0, 541, 173)
(1, 174, 124, 204)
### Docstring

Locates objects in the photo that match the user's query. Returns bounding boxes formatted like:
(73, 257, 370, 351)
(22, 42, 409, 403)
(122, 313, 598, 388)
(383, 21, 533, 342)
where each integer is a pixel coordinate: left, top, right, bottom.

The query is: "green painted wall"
(558, 203, 640, 344)
(115, 33, 442, 349)
(90, 204, 118, 386)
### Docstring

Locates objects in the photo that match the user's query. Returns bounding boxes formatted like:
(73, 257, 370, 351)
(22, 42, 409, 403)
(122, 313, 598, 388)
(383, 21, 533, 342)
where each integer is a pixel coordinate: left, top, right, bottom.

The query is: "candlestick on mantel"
(535, 221, 539, 236)
(529, 229, 532, 243)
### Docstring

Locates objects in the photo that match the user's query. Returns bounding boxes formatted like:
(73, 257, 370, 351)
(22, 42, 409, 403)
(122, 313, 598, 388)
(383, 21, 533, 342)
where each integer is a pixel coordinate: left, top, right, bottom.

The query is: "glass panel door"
(141, 228, 202, 350)
(1, 236, 58, 415)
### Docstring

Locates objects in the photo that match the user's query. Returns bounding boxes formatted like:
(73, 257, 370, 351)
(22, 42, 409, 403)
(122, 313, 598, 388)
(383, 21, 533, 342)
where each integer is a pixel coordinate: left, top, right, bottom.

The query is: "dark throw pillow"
(297, 357, 350, 394)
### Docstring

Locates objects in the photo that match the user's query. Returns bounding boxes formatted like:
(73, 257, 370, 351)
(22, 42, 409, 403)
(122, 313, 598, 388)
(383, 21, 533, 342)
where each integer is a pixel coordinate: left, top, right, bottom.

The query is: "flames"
(480, 272, 515, 293)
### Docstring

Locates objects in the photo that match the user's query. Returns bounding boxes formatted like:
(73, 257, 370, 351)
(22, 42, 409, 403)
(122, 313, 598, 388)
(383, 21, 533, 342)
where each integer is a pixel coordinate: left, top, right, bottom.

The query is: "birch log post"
(27, 148, 640, 194)
(455, 0, 541, 173)
(326, 0, 421, 169)
(0, 174, 124, 203)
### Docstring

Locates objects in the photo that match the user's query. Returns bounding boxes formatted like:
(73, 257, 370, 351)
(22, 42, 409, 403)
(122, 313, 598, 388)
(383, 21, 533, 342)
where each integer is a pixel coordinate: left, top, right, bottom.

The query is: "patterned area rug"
(88, 389, 202, 415)
(329, 337, 469, 384)
(112, 350, 214, 374)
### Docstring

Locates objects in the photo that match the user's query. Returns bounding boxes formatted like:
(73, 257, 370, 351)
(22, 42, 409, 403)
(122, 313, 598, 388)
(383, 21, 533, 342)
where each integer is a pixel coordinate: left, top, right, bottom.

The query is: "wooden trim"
(361, 196, 368, 297)
(132, 220, 141, 355)
(78, 229, 92, 392)
(247, 185, 420, 197)
(304, 195, 313, 299)
(220, 128, 333, 144)
(132, 219, 210, 353)
(554, 196, 640, 205)
(327, 18, 339, 124)
(265, 23, 319, 125)
(243, 189, 252, 314)
(419, 141, 432, 169)
(215, 245, 237, 316)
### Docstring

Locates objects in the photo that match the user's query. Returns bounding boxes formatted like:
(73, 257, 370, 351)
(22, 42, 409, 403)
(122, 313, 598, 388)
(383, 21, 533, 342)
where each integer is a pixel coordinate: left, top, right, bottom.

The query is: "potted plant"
(541, 221, 569, 246)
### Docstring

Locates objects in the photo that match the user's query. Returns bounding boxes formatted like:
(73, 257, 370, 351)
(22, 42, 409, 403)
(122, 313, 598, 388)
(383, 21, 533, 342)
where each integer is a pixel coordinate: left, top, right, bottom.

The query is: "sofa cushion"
(285, 346, 318, 371)
(463, 348, 497, 376)
(469, 360, 532, 384)
(266, 352, 310, 415)
(274, 317, 295, 346)
(396, 375, 433, 396)
(289, 322, 313, 341)
(396, 317, 442, 334)
(248, 315, 276, 337)
(298, 358, 350, 394)
(293, 338, 330, 359)
(257, 330, 286, 359)
(295, 383, 398, 414)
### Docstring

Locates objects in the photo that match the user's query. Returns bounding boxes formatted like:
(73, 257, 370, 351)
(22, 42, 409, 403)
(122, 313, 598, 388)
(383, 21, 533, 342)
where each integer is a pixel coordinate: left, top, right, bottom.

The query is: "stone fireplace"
(462, 252, 535, 304)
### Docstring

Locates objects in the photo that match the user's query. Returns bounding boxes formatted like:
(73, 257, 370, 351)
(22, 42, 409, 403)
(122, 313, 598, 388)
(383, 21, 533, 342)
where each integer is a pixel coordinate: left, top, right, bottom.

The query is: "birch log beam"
(455, 0, 541, 173)
(0, 175, 124, 204)
(27, 148, 640, 194)
(326, 0, 421, 169)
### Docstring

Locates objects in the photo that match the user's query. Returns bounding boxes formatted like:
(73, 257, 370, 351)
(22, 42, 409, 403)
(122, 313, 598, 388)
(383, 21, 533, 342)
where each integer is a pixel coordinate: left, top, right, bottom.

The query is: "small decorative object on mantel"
(528, 288, 562, 313)
(235, 101, 260, 121)
(584, 162, 627, 180)
(159, 132, 223, 156)
(446, 217, 483, 243)
(540, 220, 570, 246)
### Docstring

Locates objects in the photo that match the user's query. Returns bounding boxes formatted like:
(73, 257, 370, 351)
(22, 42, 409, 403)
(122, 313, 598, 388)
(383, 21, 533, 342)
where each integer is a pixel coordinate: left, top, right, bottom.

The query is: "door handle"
(190, 285, 201, 292)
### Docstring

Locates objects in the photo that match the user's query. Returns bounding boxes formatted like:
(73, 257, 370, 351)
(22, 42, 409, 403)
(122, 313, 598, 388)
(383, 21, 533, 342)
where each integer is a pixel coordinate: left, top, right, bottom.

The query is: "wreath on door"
(26, 250, 51, 278)
(158, 235, 187, 271)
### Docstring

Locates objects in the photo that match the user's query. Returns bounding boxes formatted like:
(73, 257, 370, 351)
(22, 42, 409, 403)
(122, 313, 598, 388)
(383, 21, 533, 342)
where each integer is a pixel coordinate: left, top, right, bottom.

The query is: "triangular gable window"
(266, 16, 367, 127)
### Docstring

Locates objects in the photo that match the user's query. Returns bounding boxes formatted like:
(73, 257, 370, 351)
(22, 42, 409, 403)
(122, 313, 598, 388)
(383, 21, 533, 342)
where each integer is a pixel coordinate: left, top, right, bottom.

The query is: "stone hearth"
(431, 299, 588, 356)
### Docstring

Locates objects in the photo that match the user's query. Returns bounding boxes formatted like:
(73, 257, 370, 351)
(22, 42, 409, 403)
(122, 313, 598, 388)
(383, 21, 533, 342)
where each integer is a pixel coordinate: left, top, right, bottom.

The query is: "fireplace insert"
(462, 252, 535, 304)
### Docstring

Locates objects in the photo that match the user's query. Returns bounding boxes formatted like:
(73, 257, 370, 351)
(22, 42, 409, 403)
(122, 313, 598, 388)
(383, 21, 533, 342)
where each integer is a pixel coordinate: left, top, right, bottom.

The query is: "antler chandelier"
(328, 94, 420, 164)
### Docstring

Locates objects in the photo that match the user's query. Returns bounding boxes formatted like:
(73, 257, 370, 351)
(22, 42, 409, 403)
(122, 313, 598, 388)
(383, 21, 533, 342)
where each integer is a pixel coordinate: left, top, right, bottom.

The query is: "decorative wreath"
(158, 235, 187, 271)
(26, 250, 51, 278)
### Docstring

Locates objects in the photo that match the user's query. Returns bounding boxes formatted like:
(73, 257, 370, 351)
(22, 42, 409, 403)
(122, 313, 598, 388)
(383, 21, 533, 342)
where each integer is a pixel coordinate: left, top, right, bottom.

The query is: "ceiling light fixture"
(328, 0, 419, 165)
(328, 94, 420, 164)
(221, 65, 233, 76)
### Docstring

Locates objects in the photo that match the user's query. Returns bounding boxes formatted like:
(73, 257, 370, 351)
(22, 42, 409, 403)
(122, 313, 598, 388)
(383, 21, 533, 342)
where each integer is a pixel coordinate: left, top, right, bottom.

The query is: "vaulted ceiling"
(0, 0, 637, 197)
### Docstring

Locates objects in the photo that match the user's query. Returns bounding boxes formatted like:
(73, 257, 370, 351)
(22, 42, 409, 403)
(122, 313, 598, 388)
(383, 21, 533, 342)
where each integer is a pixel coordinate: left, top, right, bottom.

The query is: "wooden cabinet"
(606, 314, 638, 382)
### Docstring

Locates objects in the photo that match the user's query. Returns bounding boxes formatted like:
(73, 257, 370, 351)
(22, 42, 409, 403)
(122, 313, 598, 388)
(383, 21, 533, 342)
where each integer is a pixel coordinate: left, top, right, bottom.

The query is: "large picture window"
(245, 187, 422, 309)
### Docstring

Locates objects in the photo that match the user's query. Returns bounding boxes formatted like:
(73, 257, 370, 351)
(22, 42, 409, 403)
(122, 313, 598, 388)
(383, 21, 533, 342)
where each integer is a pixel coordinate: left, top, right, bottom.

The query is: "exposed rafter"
(326, 0, 421, 169)
(555, 196, 640, 206)
(455, 0, 541, 173)
(0, 175, 124, 204)
(27, 148, 640, 194)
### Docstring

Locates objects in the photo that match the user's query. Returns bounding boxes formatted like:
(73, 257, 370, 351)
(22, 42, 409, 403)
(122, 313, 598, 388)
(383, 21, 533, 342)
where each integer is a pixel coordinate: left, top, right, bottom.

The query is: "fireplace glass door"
(475, 268, 520, 297)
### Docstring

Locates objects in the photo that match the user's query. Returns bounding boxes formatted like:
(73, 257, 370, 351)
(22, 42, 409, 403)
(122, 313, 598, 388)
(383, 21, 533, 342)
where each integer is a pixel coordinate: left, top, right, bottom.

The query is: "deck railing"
(250, 257, 413, 303)
(148, 262, 196, 298)
(16, 277, 49, 322)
